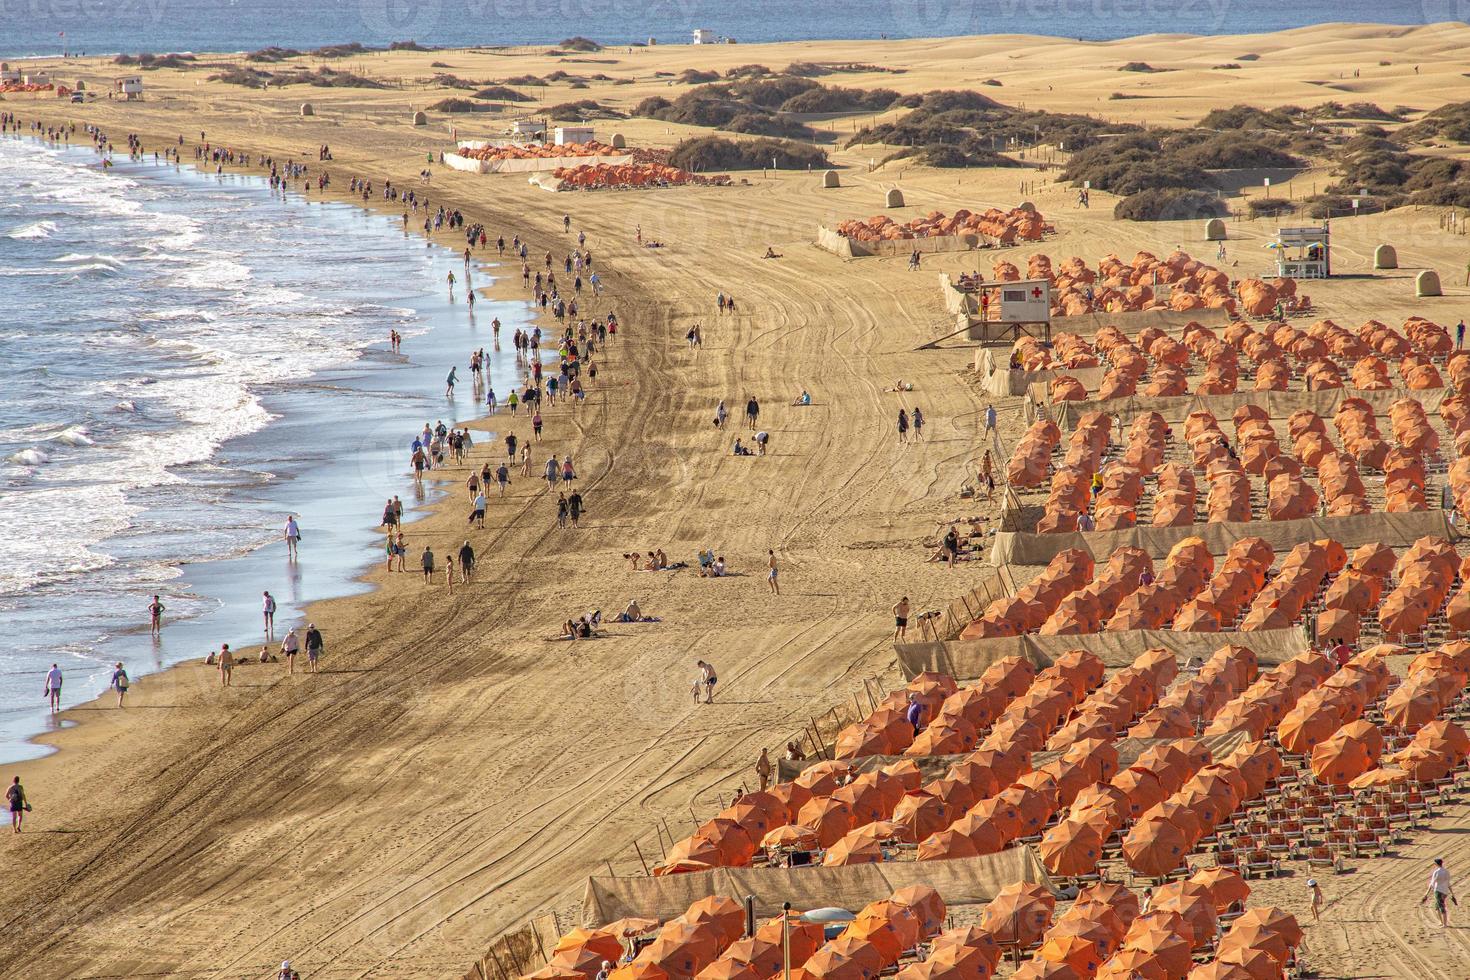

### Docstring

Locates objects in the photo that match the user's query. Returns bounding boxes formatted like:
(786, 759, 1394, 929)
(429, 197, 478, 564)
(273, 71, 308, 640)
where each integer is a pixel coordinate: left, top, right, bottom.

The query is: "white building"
(554, 126, 594, 146)
(692, 29, 716, 44)
(510, 118, 546, 140)
(115, 76, 143, 100)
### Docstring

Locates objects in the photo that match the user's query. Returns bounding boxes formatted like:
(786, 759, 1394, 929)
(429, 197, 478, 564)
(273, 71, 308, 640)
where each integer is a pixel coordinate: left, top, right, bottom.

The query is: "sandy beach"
(4, 22, 1470, 979)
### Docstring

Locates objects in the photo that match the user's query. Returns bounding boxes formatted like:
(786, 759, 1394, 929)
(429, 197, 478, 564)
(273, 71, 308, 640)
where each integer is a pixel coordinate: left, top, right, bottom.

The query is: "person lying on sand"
(885, 380, 914, 392)
(614, 600, 661, 623)
(763, 246, 782, 259)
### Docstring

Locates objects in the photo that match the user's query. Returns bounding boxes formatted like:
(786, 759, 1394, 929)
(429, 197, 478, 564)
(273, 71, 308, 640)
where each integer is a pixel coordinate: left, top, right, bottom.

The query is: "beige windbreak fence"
(893, 626, 1309, 681)
(581, 846, 1055, 926)
(990, 508, 1458, 565)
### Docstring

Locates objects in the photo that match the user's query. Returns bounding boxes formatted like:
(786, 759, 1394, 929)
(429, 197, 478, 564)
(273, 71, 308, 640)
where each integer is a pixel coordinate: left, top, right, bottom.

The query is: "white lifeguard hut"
(0, 64, 19, 84)
(967, 278, 1052, 344)
(115, 75, 143, 100)
(1267, 223, 1330, 279)
(692, 28, 716, 44)
(554, 125, 594, 146)
(509, 117, 547, 141)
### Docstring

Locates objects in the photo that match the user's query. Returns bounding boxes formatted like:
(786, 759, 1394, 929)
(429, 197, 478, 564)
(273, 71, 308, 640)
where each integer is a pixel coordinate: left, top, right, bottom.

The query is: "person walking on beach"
(745, 396, 760, 431)
(283, 514, 301, 559)
(459, 540, 475, 582)
(7, 777, 28, 833)
(281, 627, 300, 674)
(445, 366, 458, 398)
(756, 748, 773, 792)
(911, 407, 924, 442)
(148, 594, 165, 636)
(696, 660, 718, 704)
(217, 645, 233, 687)
(767, 550, 780, 596)
(569, 489, 584, 528)
(545, 454, 561, 491)
(45, 663, 63, 711)
(1424, 858, 1458, 926)
(305, 624, 323, 673)
(447, 270, 457, 301)
(897, 409, 909, 444)
(262, 590, 277, 639)
(715, 400, 728, 430)
(984, 404, 997, 439)
(894, 597, 911, 641)
(1308, 878, 1324, 921)
(557, 492, 570, 529)
(421, 546, 435, 583)
(111, 664, 130, 708)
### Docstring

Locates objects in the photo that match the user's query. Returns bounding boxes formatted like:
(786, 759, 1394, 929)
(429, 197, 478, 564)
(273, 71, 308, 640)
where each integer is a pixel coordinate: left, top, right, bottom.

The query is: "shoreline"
(0, 135, 541, 764)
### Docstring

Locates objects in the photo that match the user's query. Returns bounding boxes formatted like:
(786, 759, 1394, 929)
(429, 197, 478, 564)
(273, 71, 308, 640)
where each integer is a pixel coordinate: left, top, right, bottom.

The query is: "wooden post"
(853, 691, 865, 719)
(633, 840, 651, 876)
(605, 859, 616, 878)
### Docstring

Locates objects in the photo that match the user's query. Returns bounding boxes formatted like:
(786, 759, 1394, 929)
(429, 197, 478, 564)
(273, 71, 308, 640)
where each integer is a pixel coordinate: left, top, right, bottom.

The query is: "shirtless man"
(893, 597, 911, 640)
(218, 644, 234, 687)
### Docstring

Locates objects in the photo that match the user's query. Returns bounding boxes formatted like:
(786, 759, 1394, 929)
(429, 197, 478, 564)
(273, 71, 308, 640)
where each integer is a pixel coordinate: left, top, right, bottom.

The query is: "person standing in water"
(148, 594, 165, 636)
(45, 663, 63, 711)
(262, 590, 277, 639)
(283, 514, 300, 559)
(445, 365, 458, 398)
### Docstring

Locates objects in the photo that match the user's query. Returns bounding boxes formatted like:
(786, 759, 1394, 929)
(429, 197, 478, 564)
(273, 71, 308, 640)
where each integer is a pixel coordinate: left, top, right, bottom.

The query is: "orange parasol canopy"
(917, 828, 981, 862)
(1229, 907, 1302, 947)
(1191, 867, 1251, 912)
(1037, 931, 1108, 976)
(1010, 959, 1081, 980)
(1153, 882, 1219, 951)
(682, 896, 746, 944)
(1095, 948, 1169, 980)
(608, 964, 671, 980)
(1217, 921, 1292, 965)
(1310, 733, 1377, 787)
(981, 885, 1055, 947)
(929, 926, 1001, 966)
(1039, 819, 1105, 876)
(1121, 924, 1193, 977)
(763, 825, 820, 850)
(823, 835, 884, 866)
(1214, 945, 1280, 980)
(555, 928, 625, 966)
(1122, 815, 1189, 877)
(531, 965, 604, 980)
(1112, 767, 1167, 818)
(892, 794, 953, 845)
(949, 811, 1013, 855)
(1183, 963, 1254, 980)
(891, 885, 948, 938)
(754, 918, 825, 965)
(1077, 881, 1141, 926)
(694, 961, 759, 980)
(1139, 800, 1203, 847)
(798, 797, 856, 848)
(640, 923, 724, 980)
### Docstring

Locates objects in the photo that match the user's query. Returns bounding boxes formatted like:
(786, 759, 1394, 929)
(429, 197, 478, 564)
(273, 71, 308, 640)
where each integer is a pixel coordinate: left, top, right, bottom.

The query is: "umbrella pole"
(782, 903, 792, 980)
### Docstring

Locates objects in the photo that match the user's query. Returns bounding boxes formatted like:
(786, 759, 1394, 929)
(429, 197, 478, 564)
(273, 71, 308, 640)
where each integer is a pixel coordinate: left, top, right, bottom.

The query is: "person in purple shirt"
(906, 693, 925, 735)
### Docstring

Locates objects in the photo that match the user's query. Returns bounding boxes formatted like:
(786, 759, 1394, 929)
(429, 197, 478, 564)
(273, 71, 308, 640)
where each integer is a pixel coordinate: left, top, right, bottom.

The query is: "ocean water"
(0, 0, 1456, 59)
(0, 135, 526, 761)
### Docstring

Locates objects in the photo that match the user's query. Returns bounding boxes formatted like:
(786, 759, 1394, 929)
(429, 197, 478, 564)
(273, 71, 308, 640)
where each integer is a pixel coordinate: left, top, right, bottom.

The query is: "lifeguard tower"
(967, 278, 1052, 345)
(1268, 224, 1330, 279)
(114, 76, 143, 100)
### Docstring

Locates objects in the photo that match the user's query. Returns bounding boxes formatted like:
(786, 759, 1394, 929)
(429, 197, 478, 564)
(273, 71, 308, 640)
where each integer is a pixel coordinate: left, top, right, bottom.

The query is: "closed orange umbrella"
(795, 760, 852, 796)
(831, 778, 890, 827)
(927, 775, 980, 815)
(917, 828, 981, 862)
(982, 885, 1055, 947)
(641, 923, 723, 980)
(1077, 881, 1141, 927)
(1230, 907, 1302, 947)
(1112, 767, 1167, 818)
(1140, 800, 1203, 847)
(1218, 921, 1292, 965)
(824, 834, 884, 866)
(1095, 948, 1169, 980)
(891, 885, 948, 938)
(1122, 924, 1193, 977)
(1122, 816, 1189, 877)
(1153, 882, 1218, 950)
(531, 965, 603, 980)
(925, 944, 995, 978)
(1039, 819, 1105, 876)
(999, 785, 1057, 837)
(1011, 959, 1081, 980)
(929, 926, 1000, 966)
(1310, 733, 1377, 786)
(712, 938, 778, 976)
(801, 949, 872, 980)
(683, 896, 746, 943)
(1037, 930, 1109, 976)
(1182, 770, 1242, 813)
(754, 919, 825, 966)
(694, 960, 760, 980)
(1174, 786, 1230, 831)
(814, 938, 882, 977)
(1065, 737, 1121, 782)
(969, 794, 1025, 840)
(1214, 945, 1279, 980)
(1125, 909, 1191, 948)
(763, 824, 820, 850)
(554, 947, 620, 978)
(1184, 963, 1254, 980)
(950, 811, 1012, 854)
(841, 919, 904, 965)
(1349, 766, 1410, 789)
(798, 797, 855, 847)
(608, 964, 670, 980)
(1191, 867, 1251, 912)
(1277, 703, 1344, 754)
(555, 928, 625, 965)
(892, 794, 953, 845)
(967, 746, 1032, 786)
